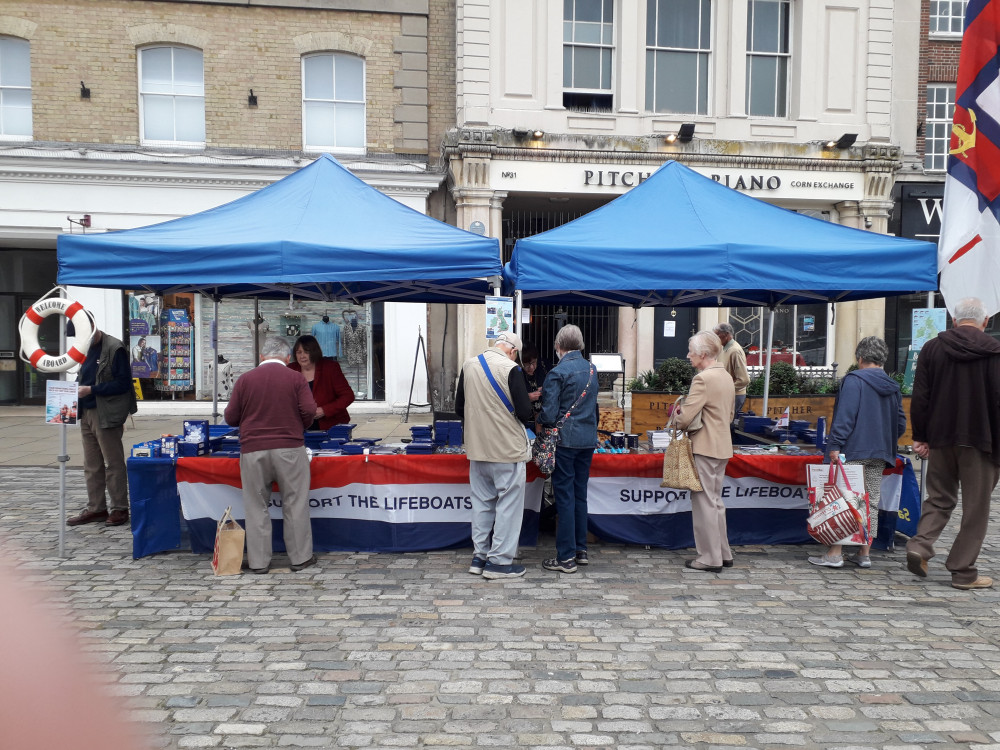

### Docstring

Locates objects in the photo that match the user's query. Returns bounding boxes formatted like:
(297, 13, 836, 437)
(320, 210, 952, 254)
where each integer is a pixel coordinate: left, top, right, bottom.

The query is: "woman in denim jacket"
(539, 324, 598, 573)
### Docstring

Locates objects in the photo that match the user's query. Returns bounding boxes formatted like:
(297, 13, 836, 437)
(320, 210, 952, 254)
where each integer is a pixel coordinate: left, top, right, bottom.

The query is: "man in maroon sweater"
(224, 337, 318, 574)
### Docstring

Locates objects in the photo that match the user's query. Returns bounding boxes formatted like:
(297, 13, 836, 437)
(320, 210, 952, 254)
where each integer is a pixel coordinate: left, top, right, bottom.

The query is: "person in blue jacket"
(539, 324, 598, 574)
(809, 336, 906, 569)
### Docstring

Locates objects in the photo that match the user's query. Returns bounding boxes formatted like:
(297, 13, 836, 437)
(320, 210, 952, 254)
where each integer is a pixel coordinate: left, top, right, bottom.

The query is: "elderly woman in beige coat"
(674, 330, 736, 572)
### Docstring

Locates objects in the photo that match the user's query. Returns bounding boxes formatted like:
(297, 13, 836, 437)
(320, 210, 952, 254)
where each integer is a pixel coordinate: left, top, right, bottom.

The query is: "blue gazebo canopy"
(58, 154, 502, 303)
(505, 160, 938, 307)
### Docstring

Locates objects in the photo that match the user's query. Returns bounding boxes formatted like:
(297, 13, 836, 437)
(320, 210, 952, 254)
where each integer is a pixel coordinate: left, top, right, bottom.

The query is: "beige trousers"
(239, 447, 313, 569)
(690, 454, 731, 568)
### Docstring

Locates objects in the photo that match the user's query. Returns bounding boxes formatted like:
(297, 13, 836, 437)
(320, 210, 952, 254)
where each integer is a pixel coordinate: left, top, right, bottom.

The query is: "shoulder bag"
(660, 404, 703, 492)
(533, 365, 596, 475)
(671, 395, 702, 433)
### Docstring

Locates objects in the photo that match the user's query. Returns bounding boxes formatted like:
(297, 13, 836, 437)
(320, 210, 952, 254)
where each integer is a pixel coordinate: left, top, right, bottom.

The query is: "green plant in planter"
(656, 357, 696, 392)
(628, 370, 661, 392)
(745, 361, 804, 395)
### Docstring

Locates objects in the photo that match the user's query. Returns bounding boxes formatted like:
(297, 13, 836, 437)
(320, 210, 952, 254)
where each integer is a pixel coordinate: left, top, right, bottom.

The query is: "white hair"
(689, 330, 723, 359)
(261, 337, 291, 360)
(954, 297, 987, 323)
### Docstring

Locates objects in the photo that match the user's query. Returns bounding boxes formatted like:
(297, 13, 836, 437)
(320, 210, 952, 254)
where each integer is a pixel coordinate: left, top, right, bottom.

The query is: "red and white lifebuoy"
(18, 297, 94, 373)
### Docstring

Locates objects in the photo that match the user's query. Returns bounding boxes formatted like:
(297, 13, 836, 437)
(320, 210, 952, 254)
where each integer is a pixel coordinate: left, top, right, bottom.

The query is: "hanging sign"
(485, 296, 514, 340)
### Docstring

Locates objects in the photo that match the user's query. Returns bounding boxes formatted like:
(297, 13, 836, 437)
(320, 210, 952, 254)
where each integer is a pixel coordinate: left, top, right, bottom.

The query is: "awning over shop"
(57, 154, 502, 303)
(504, 160, 938, 307)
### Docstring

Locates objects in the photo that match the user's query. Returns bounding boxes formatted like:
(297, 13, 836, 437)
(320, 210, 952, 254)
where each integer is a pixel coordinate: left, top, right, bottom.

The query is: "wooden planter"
(631, 391, 913, 446)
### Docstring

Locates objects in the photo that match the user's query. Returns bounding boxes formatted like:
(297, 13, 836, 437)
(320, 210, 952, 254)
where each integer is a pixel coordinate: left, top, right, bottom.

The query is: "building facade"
(887, 0, 963, 371)
(0, 0, 455, 409)
(446, 0, 921, 383)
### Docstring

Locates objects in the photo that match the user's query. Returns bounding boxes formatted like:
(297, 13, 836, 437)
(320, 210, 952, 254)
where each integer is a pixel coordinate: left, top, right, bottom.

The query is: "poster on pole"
(485, 296, 514, 340)
(911, 308, 946, 351)
(45, 380, 78, 425)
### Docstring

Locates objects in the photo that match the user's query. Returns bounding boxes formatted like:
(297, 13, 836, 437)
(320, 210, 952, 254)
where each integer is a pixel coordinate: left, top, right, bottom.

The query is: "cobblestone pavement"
(3, 467, 1000, 750)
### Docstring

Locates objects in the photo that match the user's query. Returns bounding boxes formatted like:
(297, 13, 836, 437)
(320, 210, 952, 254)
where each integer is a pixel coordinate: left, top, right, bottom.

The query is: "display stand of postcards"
(155, 309, 193, 395)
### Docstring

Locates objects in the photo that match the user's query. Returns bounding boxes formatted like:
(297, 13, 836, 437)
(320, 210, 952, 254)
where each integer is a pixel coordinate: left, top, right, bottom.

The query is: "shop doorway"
(502, 198, 617, 363)
(653, 307, 699, 366)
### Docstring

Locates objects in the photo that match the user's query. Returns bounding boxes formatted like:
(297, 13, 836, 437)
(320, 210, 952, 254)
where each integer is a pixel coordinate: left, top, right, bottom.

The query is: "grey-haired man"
(455, 331, 534, 579)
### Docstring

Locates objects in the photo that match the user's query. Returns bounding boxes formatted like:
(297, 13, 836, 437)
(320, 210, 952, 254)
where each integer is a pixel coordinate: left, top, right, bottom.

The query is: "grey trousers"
(690, 454, 732, 568)
(79, 408, 129, 513)
(469, 460, 526, 566)
(907, 446, 1000, 585)
(239, 447, 313, 569)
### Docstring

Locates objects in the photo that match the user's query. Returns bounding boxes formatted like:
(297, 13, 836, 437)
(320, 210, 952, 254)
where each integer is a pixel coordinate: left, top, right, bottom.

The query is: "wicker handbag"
(660, 407, 703, 492)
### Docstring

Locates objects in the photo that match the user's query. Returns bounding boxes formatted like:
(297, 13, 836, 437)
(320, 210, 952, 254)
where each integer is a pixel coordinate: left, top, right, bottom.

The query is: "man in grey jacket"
(455, 331, 534, 579)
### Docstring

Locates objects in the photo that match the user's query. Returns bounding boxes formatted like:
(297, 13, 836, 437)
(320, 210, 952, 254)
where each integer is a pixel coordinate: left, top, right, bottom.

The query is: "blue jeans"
(553, 446, 594, 561)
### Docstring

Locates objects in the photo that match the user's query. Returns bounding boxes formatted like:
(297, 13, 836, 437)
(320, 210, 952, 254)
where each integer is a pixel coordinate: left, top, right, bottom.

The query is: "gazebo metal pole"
(212, 296, 220, 425)
(762, 307, 776, 417)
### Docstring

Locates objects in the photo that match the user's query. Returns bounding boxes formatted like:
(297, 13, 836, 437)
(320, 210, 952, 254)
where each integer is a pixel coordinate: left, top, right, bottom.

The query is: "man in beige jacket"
(714, 322, 750, 415)
(455, 332, 534, 579)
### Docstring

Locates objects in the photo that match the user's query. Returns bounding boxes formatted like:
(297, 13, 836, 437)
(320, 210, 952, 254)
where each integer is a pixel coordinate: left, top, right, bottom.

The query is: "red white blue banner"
(176, 455, 543, 554)
(939, 0, 1000, 316)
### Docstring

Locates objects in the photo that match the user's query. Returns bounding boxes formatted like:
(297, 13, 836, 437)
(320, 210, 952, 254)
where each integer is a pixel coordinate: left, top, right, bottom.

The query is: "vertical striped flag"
(938, 0, 1000, 317)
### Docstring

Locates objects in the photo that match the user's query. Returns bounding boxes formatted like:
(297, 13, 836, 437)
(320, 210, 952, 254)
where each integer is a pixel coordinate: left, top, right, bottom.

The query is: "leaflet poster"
(485, 296, 514, 340)
(45, 380, 79, 426)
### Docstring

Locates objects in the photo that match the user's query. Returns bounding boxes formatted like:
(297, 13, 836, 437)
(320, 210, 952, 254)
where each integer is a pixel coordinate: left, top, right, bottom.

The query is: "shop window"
(930, 0, 967, 35)
(138, 46, 205, 146)
(0, 36, 32, 139)
(732, 304, 828, 367)
(645, 0, 711, 115)
(924, 84, 956, 172)
(563, 0, 614, 112)
(746, 0, 789, 118)
(302, 52, 366, 153)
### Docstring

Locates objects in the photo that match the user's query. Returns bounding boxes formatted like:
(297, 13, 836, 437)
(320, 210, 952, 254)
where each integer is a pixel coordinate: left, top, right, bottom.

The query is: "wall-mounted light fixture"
(512, 127, 529, 139)
(825, 133, 858, 149)
(80, 81, 90, 99)
(666, 123, 696, 143)
(67, 214, 92, 229)
(248, 89, 258, 107)
(864, 216, 873, 229)
(531, 129, 544, 139)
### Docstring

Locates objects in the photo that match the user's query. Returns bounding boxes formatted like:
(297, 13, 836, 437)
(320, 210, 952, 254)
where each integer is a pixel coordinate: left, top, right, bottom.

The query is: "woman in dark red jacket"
(289, 335, 355, 430)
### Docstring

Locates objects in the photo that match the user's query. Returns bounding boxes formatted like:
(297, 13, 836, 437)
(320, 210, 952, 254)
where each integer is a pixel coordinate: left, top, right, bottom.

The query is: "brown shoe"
(67, 509, 109, 526)
(952, 576, 993, 590)
(906, 551, 928, 578)
(105, 510, 130, 527)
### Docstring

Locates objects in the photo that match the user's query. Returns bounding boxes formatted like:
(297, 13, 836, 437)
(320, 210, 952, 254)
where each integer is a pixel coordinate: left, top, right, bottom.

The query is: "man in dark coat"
(906, 297, 1000, 590)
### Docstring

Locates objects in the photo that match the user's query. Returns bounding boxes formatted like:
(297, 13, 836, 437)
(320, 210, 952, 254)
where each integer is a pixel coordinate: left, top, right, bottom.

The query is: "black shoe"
(290, 555, 317, 572)
(685, 559, 723, 573)
(575, 551, 589, 566)
(542, 557, 577, 573)
(722, 558, 734, 568)
(241, 561, 269, 574)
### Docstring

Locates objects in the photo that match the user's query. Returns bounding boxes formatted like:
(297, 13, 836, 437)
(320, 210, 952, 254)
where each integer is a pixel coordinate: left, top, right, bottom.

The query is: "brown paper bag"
(211, 506, 245, 576)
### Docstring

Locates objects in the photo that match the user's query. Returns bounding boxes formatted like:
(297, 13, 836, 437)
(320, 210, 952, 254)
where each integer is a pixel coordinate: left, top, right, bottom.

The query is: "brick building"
(0, 0, 457, 409)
